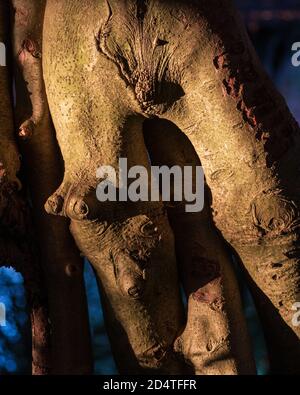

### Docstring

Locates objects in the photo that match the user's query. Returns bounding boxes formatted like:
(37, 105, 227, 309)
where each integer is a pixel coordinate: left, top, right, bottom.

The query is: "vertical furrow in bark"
(10, 0, 93, 374)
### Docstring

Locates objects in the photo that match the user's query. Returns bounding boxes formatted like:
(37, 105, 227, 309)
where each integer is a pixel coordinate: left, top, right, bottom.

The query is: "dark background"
(0, 0, 299, 375)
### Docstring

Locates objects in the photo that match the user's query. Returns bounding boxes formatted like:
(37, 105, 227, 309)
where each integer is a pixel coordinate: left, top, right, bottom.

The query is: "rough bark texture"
(11, 0, 93, 374)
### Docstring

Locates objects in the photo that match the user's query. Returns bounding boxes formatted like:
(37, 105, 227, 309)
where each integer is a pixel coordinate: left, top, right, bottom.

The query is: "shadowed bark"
(0, 0, 50, 375)
(10, 0, 93, 374)
(144, 118, 256, 374)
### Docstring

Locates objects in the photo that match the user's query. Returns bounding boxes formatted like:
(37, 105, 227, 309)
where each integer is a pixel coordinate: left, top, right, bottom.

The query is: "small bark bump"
(19, 119, 35, 140)
(65, 263, 80, 277)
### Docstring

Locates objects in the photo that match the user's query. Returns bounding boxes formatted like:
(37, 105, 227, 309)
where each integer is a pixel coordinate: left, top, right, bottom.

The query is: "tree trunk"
(42, 1, 185, 372)
(144, 118, 256, 374)
(0, 0, 50, 375)
(41, 0, 256, 374)
(2, 0, 299, 375)
(161, 0, 300, 374)
(10, 0, 93, 374)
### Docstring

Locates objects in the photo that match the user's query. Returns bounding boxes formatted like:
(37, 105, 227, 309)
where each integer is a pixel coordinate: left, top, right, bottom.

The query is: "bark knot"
(95, 0, 184, 115)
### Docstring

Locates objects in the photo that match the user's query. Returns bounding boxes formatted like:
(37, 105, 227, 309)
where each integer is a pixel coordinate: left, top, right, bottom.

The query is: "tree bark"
(11, 0, 93, 374)
(144, 118, 256, 374)
(42, 0, 188, 374)
(41, 0, 257, 374)
(161, 0, 300, 374)
(2, 0, 299, 375)
(0, 0, 50, 375)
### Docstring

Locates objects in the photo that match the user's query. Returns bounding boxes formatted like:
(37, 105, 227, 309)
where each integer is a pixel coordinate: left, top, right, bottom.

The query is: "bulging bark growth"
(160, 0, 300, 374)
(144, 118, 256, 374)
(1, 0, 299, 375)
(42, 0, 256, 374)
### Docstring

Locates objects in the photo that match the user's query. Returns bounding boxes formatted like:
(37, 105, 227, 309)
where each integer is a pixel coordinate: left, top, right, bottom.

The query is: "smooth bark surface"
(161, 0, 300, 374)
(43, 1, 186, 373)
(144, 119, 256, 374)
(1, 0, 299, 375)
(42, 0, 257, 374)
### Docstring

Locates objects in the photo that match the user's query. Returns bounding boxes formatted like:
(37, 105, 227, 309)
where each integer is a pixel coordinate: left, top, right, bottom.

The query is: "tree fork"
(4, 0, 298, 375)
(42, 0, 190, 373)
